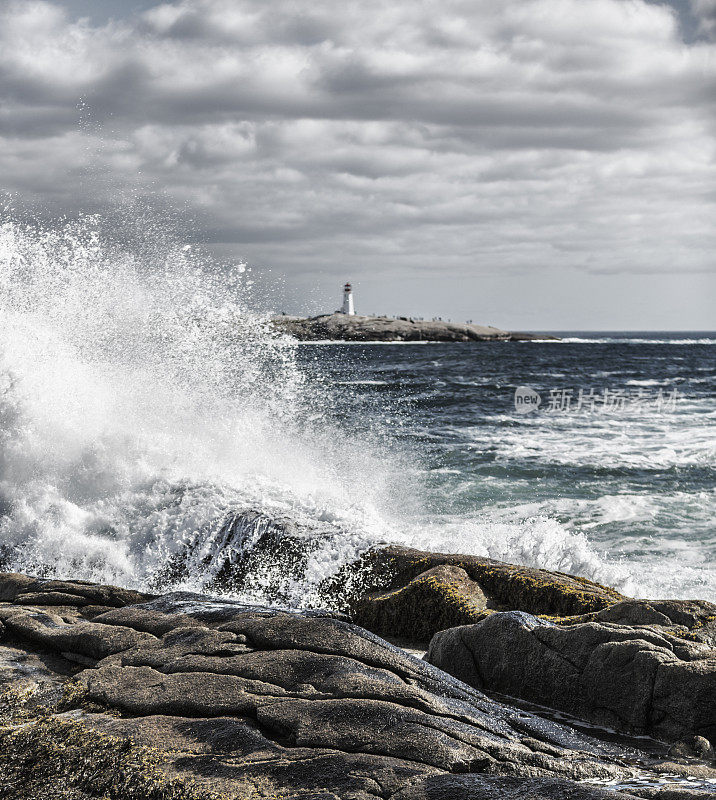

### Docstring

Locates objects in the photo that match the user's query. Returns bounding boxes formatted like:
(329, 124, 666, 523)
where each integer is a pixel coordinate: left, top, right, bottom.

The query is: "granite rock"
(3, 572, 713, 799)
(426, 611, 716, 746)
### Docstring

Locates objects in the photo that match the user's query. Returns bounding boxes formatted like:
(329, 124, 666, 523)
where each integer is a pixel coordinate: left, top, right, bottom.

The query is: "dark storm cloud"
(691, 0, 716, 38)
(0, 0, 714, 312)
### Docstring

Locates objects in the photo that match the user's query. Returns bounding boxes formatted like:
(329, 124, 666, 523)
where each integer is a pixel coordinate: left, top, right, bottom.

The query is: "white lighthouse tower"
(341, 282, 355, 315)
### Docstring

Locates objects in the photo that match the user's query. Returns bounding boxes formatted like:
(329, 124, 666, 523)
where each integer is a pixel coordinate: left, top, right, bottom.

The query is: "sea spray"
(0, 212, 689, 605)
(0, 213, 396, 594)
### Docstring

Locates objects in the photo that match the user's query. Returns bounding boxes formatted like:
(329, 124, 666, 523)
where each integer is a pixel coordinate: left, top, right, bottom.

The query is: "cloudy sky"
(1, 0, 714, 329)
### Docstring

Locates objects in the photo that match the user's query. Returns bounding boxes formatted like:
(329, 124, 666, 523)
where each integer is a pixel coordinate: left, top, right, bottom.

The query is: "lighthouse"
(341, 282, 355, 315)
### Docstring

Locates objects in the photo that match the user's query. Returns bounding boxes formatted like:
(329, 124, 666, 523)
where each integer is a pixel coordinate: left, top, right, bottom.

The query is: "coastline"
(271, 313, 560, 342)
(1, 555, 714, 799)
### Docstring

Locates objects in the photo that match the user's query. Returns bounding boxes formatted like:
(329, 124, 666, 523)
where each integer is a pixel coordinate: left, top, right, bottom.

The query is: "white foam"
(462, 494, 715, 601)
(336, 380, 389, 385)
(393, 514, 638, 597)
(295, 339, 432, 345)
(462, 412, 715, 470)
(558, 337, 716, 345)
(0, 216, 400, 592)
(0, 216, 712, 608)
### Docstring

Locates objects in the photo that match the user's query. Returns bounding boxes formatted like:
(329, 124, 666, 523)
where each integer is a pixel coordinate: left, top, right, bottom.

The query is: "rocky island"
(271, 313, 558, 343)
(1, 534, 714, 800)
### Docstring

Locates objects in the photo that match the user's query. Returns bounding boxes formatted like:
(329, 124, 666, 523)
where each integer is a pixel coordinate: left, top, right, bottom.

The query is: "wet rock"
(330, 546, 626, 642)
(150, 508, 343, 604)
(0, 572, 36, 602)
(0, 641, 74, 694)
(668, 736, 714, 762)
(119, 511, 630, 644)
(0, 608, 156, 661)
(354, 565, 490, 643)
(330, 549, 716, 649)
(0, 572, 153, 608)
(5, 572, 713, 799)
(137, 517, 715, 651)
(91, 605, 205, 635)
(426, 611, 716, 746)
(553, 599, 716, 647)
(392, 774, 642, 800)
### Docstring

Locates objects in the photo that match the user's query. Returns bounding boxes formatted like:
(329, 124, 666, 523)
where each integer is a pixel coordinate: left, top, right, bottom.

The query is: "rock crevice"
(426, 611, 716, 746)
(1, 568, 715, 799)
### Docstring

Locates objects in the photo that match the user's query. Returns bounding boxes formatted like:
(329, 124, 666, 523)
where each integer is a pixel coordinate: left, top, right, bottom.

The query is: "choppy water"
(301, 337, 715, 601)
(0, 215, 713, 604)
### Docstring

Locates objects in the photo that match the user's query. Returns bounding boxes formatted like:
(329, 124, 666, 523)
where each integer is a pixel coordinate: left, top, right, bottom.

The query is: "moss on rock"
(0, 687, 241, 800)
(353, 565, 491, 644)
(325, 545, 625, 641)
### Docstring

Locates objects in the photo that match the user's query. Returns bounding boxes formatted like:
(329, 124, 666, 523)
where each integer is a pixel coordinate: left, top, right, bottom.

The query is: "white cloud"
(0, 0, 714, 325)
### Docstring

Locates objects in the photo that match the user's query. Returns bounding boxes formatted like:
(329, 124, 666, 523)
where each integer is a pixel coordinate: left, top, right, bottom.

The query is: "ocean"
(0, 217, 713, 604)
(296, 336, 715, 602)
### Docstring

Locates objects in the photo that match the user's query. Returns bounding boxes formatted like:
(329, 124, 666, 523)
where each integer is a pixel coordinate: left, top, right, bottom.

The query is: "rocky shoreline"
(271, 313, 559, 342)
(1, 552, 714, 799)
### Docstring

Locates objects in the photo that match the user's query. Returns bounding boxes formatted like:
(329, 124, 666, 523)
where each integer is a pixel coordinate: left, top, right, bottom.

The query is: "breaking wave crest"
(0, 214, 399, 597)
(0, 213, 702, 606)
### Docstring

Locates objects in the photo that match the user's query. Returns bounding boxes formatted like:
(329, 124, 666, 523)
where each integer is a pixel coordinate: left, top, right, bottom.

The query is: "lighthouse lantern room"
(341, 282, 355, 315)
